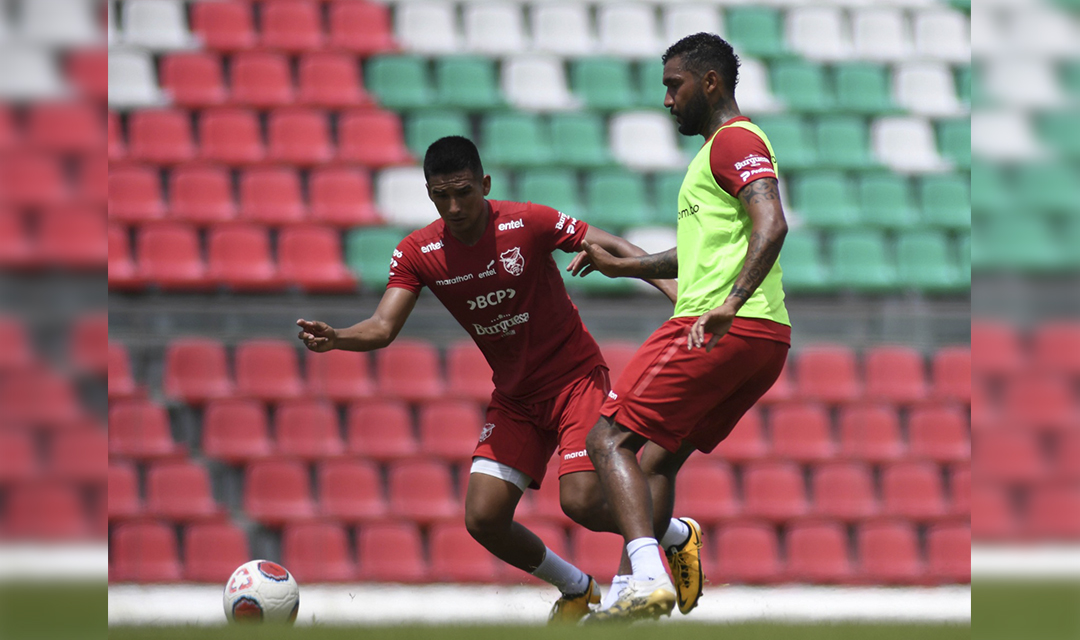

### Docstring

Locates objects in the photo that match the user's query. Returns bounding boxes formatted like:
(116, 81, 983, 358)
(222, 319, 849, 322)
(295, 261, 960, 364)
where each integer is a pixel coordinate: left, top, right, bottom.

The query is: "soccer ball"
(223, 560, 300, 624)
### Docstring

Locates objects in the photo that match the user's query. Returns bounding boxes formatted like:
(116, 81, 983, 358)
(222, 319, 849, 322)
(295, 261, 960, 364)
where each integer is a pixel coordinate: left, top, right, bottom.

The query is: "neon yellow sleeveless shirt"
(671, 120, 790, 326)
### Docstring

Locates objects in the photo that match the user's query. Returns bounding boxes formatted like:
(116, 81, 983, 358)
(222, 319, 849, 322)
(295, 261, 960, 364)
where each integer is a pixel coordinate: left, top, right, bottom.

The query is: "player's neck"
(448, 205, 490, 246)
(702, 100, 742, 140)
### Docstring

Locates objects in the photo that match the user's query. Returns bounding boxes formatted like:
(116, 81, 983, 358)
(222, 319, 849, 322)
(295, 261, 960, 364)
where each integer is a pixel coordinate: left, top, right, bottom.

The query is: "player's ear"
(482, 173, 492, 196)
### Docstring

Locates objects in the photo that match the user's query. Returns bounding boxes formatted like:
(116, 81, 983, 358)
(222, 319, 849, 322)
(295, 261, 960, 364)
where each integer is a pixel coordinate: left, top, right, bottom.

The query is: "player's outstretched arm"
(297, 287, 419, 353)
(567, 226, 679, 304)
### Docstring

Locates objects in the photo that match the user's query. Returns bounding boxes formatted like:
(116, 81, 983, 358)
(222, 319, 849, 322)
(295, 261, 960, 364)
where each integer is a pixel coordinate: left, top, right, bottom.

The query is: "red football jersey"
(388, 200, 606, 402)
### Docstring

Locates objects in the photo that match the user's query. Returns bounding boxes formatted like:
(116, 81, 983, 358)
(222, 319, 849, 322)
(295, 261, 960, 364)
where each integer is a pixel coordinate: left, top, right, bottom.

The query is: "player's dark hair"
(424, 136, 484, 181)
(662, 33, 740, 96)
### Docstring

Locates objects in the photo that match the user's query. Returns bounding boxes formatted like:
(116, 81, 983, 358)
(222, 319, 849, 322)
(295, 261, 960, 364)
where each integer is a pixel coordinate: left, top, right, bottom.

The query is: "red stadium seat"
(0, 106, 14, 150)
(429, 522, 501, 583)
(109, 224, 143, 291)
(77, 154, 108, 204)
(128, 109, 196, 164)
(110, 522, 183, 582)
(445, 340, 495, 402)
(0, 367, 82, 429)
(277, 225, 357, 292)
(1059, 431, 1080, 480)
(345, 400, 418, 460)
(785, 521, 853, 583)
(758, 360, 793, 404)
(235, 339, 304, 401)
(136, 222, 210, 290)
(387, 459, 459, 523)
(1033, 322, 1080, 375)
(0, 314, 34, 372)
(0, 429, 37, 483)
(811, 462, 879, 520)
(169, 165, 236, 223)
(531, 465, 572, 525)
(243, 459, 316, 524)
(950, 464, 970, 517)
(108, 399, 182, 460)
(0, 154, 65, 207)
(908, 405, 970, 462)
(108, 462, 142, 520)
(298, 53, 373, 108)
(239, 167, 305, 225)
(597, 340, 639, 383)
(742, 461, 808, 521)
(796, 345, 861, 403)
(67, 49, 109, 101)
(191, 1, 256, 51)
(716, 522, 782, 584)
(27, 102, 102, 153)
(160, 52, 228, 107)
(0, 209, 33, 268)
(261, 0, 325, 52)
(108, 111, 125, 160)
(4, 482, 87, 539)
(769, 403, 836, 462)
(932, 347, 971, 403)
(971, 321, 1024, 377)
(308, 167, 381, 227)
(376, 338, 444, 401)
(673, 460, 739, 525)
(568, 527, 624, 582)
(202, 398, 273, 463)
(858, 521, 922, 584)
(184, 522, 251, 583)
(51, 425, 107, 483)
(38, 206, 107, 269)
(971, 484, 1014, 539)
(328, 1, 397, 55)
(164, 337, 235, 403)
(231, 52, 295, 107)
(864, 345, 928, 403)
(268, 108, 333, 165)
(881, 461, 947, 519)
(70, 313, 107, 375)
(275, 400, 345, 459)
(207, 224, 285, 292)
(337, 109, 413, 167)
(306, 349, 374, 401)
(712, 406, 768, 462)
(1002, 373, 1076, 431)
(356, 522, 428, 582)
(199, 108, 265, 164)
(283, 522, 356, 583)
(419, 399, 483, 460)
(927, 524, 970, 583)
(146, 460, 223, 521)
(1027, 484, 1080, 538)
(317, 459, 387, 522)
(108, 165, 165, 223)
(837, 404, 905, 462)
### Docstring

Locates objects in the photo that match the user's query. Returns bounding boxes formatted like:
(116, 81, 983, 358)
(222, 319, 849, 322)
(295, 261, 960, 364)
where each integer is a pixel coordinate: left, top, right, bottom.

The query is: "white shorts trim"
(470, 457, 532, 493)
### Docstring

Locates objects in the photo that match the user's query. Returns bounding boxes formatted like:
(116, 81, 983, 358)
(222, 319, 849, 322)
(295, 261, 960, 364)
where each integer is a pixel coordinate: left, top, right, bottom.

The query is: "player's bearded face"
(675, 86, 710, 136)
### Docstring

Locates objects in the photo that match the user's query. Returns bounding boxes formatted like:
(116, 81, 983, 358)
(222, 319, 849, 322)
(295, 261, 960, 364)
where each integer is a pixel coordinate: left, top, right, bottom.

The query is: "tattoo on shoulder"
(738, 178, 779, 207)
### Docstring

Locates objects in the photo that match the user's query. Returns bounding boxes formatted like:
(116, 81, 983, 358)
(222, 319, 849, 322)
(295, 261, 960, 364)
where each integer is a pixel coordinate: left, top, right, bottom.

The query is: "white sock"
(626, 537, 667, 582)
(659, 518, 691, 551)
(600, 575, 631, 609)
(531, 547, 590, 596)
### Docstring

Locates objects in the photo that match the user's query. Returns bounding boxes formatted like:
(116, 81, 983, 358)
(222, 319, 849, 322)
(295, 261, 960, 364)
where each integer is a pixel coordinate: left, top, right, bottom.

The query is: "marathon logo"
(421, 240, 444, 254)
(564, 449, 588, 460)
(435, 273, 474, 286)
(498, 218, 524, 231)
(734, 155, 771, 170)
(473, 312, 530, 336)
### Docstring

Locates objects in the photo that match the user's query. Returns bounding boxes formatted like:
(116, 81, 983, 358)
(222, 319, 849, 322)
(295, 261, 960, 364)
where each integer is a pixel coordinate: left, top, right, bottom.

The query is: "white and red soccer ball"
(223, 560, 300, 624)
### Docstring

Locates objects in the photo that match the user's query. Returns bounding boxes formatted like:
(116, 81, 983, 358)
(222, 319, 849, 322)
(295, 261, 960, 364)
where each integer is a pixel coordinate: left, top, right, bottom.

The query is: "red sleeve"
(386, 238, 423, 294)
(709, 126, 778, 199)
(528, 203, 590, 253)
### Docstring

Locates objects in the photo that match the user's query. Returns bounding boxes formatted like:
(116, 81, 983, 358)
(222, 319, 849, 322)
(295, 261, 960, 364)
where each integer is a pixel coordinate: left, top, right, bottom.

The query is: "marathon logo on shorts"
(473, 312, 530, 337)
(564, 449, 588, 460)
(608, 391, 618, 400)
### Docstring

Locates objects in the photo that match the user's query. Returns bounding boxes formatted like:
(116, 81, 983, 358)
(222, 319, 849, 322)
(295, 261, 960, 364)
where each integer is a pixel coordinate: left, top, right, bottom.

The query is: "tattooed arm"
(688, 177, 788, 351)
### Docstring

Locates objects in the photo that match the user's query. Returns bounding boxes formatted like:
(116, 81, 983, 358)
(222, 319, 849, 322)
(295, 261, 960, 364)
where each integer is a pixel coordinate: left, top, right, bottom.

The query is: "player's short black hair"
(424, 136, 484, 181)
(662, 33, 740, 96)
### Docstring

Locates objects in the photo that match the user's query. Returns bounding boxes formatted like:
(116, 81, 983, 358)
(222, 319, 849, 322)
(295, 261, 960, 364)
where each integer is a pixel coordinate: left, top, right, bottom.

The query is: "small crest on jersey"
(479, 423, 495, 442)
(608, 391, 618, 400)
(500, 247, 524, 276)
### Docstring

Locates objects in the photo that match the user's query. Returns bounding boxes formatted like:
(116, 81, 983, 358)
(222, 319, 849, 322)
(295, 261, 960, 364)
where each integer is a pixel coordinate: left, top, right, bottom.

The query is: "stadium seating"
(743, 462, 808, 521)
(108, 462, 142, 520)
(715, 522, 782, 584)
(145, 460, 222, 521)
(328, 1, 396, 55)
(858, 521, 923, 584)
(108, 399, 183, 460)
(419, 400, 483, 461)
(882, 461, 948, 520)
(277, 225, 358, 293)
(387, 459, 459, 523)
(812, 462, 879, 520)
(305, 349, 375, 402)
(243, 459, 316, 524)
(168, 165, 236, 223)
(234, 339, 305, 401)
(184, 522, 251, 583)
(317, 460, 388, 522)
(375, 339, 445, 401)
(786, 521, 854, 583)
(674, 461, 739, 525)
(864, 346, 929, 403)
(275, 400, 345, 460)
(796, 345, 861, 402)
(282, 522, 356, 583)
(770, 403, 836, 462)
(110, 522, 183, 582)
(346, 401, 419, 460)
(429, 523, 501, 583)
(206, 224, 284, 291)
(356, 522, 428, 583)
(202, 399, 273, 464)
(0, 429, 36, 483)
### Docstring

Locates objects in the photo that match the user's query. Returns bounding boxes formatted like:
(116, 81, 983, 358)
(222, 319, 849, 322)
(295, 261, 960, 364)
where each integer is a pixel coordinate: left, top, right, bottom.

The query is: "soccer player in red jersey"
(297, 136, 694, 622)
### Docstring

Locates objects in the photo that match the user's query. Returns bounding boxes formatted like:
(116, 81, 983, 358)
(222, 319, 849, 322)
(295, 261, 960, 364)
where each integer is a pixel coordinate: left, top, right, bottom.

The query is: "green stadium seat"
(434, 57, 503, 111)
(725, 8, 786, 59)
(1014, 164, 1080, 213)
(572, 58, 636, 111)
(555, 250, 635, 296)
(970, 160, 1011, 218)
(778, 229, 831, 292)
(484, 167, 512, 201)
(977, 215, 1064, 272)
(830, 230, 897, 291)
(814, 116, 875, 170)
(896, 231, 962, 292)
(858, 174, 918, 229)
(957, 233, 971, 284)
(1038, 110, 1080, 159)
(791, 172, 860, 228)
(919, 175, 971, 229)
(481, 113, 552, 167)
(365, 55, 432, 110)
(937, 119, 971, 168)
(753, 115, 816, 170)
(636, 60, 666, 107)
(653, 171, 685, 224)
(584, 169, 652, 230)
(834, 63, 895, 114)
(956, 66, 972, 106)
(771, 60, 833, 113)
(345, 227, 410, 290)
(549, 113, 612, 168)
(405, 111, 470, 157)
(517, 169, 583, 217)
(1063, 62, 1080, 98)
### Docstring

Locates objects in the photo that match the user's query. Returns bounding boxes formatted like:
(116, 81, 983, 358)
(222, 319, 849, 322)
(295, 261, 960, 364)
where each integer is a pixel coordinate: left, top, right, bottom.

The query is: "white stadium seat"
(502, 55, 580, 112)
(122, 0, 196, 51)
(912, 10, 970, 63)
(871, 116, 949, 173)
(852, 9, 911, 62)
(108, 49, 168, 108)
(376, 167, 438, 229)
(598, 4, 664, 60)
(530, 3, 595, 56)
(464, 3, 529, 56)
(610, 111, 685, 171)
(1005, 6, 1080, 58)
(736, 58, 783, 115)
(662, 5, 724, 45)
(0, 46, 66, 100)
(970, 111, 1043, 162)
(894, 63, 966, 117)
(396, 2, 461, 55)
(985, 60, 1065, 110)
(20, 0, 100, 46)
(786, 7, 851, 61)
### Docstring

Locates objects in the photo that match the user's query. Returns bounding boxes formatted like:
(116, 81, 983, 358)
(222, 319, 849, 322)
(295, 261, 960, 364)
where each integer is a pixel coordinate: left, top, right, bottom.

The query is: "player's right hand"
(296, 319, 337, 352)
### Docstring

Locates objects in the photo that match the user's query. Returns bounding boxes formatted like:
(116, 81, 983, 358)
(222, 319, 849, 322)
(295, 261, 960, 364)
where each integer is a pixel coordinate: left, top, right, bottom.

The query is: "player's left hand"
(688, 303, 738, 352)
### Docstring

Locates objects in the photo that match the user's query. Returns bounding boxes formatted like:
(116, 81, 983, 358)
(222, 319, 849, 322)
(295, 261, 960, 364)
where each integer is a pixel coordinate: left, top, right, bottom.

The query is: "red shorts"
(473, 366, 609, 489)
(601, 317, 789, 453)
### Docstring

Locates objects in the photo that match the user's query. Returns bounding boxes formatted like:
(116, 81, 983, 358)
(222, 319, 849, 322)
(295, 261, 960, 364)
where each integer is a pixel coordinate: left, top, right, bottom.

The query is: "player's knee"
(561, 493, 602, 529)
(464, 504, 510, 545)
(585, 419, 614, 460)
